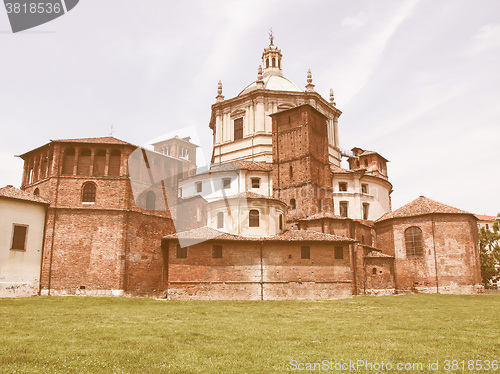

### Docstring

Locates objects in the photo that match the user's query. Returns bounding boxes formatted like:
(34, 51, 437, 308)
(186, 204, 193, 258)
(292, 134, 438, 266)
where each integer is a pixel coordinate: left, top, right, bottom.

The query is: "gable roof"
(19, 136, 137, 158)
(376, 196, 471, 222)
(0, 185, 48, 205)
(163, 226, 356, 243)
(475, 214, 498, 221)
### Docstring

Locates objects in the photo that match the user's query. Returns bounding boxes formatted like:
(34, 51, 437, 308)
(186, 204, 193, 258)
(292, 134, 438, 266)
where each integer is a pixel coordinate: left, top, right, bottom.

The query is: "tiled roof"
(298, 212, 350, 221)
(364, 251, 394, 259)
(211, 161, 273, 172)
(163, 226, 356, 243)
(377, 196, 471, 222)
(475, 214, 498, 221)
(330, 165, 352, 174)
(53, 136, 134, 146)
(0, 185, 48, 204)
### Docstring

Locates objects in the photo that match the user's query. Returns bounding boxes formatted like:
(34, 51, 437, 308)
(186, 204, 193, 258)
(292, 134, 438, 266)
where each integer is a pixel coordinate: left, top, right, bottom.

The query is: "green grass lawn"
(1, 295, 499, 373)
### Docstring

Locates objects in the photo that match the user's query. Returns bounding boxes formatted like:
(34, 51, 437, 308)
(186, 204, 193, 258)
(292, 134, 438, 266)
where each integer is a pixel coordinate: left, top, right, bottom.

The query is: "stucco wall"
(0, 198, 46, 297)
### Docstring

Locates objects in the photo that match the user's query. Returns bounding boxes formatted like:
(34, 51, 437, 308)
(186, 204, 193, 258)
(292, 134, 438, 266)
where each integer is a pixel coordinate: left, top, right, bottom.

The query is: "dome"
(238, 74, 303, 96)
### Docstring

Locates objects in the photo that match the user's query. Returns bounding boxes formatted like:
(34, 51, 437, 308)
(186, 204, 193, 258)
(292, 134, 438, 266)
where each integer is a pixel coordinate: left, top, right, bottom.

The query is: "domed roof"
(238, 74, 303, 96)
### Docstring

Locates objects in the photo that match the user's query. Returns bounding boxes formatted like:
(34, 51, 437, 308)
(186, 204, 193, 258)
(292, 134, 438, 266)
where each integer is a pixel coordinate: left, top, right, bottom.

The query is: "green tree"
(479, 214, 500, 288)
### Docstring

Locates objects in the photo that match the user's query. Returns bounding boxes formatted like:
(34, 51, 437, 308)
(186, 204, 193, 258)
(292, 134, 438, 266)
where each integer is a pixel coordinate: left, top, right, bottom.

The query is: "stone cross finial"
(269, 28, 274, 45)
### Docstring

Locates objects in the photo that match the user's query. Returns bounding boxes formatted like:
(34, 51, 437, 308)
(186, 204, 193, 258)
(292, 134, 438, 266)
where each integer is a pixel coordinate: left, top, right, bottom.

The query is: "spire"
(305, 69, 315, 92)
(216, 80, 224, 102)
(329, 88, 336, 106)
(261, 31, 283, 78)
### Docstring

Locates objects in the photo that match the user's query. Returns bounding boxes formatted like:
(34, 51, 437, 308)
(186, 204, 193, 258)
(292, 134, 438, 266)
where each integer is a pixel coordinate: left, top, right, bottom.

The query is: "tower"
(271, 104, 333, 219)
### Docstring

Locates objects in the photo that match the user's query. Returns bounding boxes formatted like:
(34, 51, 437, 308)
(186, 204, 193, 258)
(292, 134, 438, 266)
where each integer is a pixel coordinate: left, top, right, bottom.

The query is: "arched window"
(77, 148, 92, 176)
(62, 147, 75, 175)
(34, 188, 40, 197)
(108, 149, 121, 176)
(82, 182, 96, 203)
(405, 226, 423, 257)
(290, 199, 296, 210)
(272, 57, 276, 67)
(279, 214, 283, 230)
(93, 149, 106, 176)
(146, 191, 155, 210)
(249, 209, 260, 227)
(372, 267, 377, 275)
(266, 58, 269, 68)
(289, 165, 293, 179)
(217, 212, 224, 229)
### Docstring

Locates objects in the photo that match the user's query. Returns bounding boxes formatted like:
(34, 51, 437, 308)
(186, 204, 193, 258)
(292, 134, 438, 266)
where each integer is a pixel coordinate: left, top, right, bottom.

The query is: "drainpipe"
(431, 214, 439, 294)
(350, 221, 358, 296)
(260, 241, 264, 300)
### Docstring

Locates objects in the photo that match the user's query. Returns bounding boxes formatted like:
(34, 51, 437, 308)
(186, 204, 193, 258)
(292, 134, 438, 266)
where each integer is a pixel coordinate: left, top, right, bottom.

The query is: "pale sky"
(0, 0, 499, 215)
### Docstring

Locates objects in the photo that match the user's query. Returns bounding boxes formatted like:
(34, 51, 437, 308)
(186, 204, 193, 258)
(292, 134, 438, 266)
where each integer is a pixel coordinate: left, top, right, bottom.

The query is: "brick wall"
(163, 240, 353, 300)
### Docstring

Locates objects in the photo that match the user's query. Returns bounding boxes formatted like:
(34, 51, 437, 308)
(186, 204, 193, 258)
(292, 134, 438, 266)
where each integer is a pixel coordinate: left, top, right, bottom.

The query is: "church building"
(7, 36, 483, 299)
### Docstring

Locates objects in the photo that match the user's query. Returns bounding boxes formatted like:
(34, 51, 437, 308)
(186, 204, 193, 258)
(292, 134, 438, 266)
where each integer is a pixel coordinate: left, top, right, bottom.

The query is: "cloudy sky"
(0, 0, 499, 215)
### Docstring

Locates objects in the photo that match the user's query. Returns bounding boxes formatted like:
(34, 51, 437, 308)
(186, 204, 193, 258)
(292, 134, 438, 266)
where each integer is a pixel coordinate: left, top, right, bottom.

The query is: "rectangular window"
(338, 182, 347, 192)
(222, 178, 231, 189)
(11, 224, 28, 251)
(217, 212, 224, 229)
(361, 184, 368, 194)
(301, 246, 310, 259)
(362, 203, 369, 220)
(176, 244, 187, 259)
(196, 182, 202, 193)
(234, 118, 243, 140)
(251, 178, 260, 188)
(212, 244, 223, 259)
(334, 246, 344, 260)
(340, 201, 349, 217)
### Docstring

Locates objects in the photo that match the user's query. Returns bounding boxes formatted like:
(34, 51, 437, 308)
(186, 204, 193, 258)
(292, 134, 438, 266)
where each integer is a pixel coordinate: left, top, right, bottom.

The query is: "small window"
(33, 188, 40, 197)
(251, 178, 260, 188)
(361, 235, 365, 244)
(212, 245, 222, 259)
(361, 184, 368, 194)
(364, 159, 369, 167)
(196, 182, 202, 193)
(82, 182, 96, 203)
(272, 57, 276, 67)
(266, 58, 269, 68)
(289, 165, 293, 179)
(334, 246, 343, 259)
(486, 224, 489, 230)
(372, 267, 377, 275)
(405, 226, 423, 257)
(217, 212, 224, 229)
(362, 203, 369, 220)
(249, 209, 260, 227)
(290, 199, 296, 210)
(338, 182, 347, 192)
(318, 199, 323, 212)
(222, 178, 231, 189)
(176, 244, 187, 259)
(339, 201, 348, 217)
(279, 214, 283, 230)
(146, 191, 156, 210)
(301, 246, 310, 259)
(11, 224, 28, 251)
(234, 118, 243, 141)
